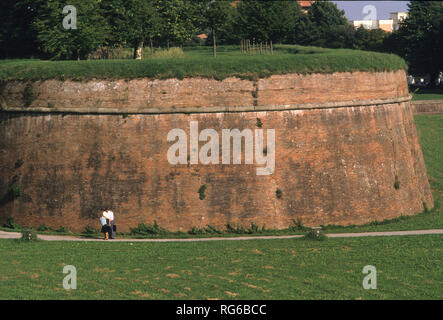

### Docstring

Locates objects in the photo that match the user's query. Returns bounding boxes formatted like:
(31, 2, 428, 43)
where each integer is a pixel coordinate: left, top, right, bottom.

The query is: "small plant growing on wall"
(15, 159, 24, 168)
(9, 184, 21, 200)
(288, 218, 309, 232)
(23, 83, 36, 108)
(256, 118, 263, 128)
(56, 226, 68, 233)
(37, 224, 52, 232)
(198, 184, 207, 200)
(83, 226, 97, 235)
(276, 188, 283, 199)
(3, 216, 21, 229)
(130, 221, 168, 235)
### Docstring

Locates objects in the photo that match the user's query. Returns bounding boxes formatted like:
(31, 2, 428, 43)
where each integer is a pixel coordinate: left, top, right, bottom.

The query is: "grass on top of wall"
(0, 45, 407, 81)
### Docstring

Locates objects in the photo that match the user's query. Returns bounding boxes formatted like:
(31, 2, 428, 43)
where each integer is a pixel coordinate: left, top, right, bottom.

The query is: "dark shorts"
(101, 225, 111, 234)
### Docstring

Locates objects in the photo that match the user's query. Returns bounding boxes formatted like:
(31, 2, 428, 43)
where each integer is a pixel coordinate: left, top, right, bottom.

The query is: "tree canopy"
(384, 1, 443, 85)
(0, 0, 439, 83)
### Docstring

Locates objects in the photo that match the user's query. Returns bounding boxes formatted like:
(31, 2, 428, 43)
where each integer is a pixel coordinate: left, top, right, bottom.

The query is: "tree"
(237, 0, 299, 53)
(324, 24, 356, 49)
(353, 27, 388, 52)
(155, 0, 200, 48)
(0, 0, 43, 58)
(389, 1, 443, 86)
(33, 0, 109, 60)
(306, 0, 349, 47)
(201, 0, 232, 57)
(291, 9, 319, 46)
(101, 0, 161, 59)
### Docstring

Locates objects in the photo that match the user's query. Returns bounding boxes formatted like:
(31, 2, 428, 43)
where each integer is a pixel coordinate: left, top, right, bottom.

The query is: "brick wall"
(411, 100, 443, 114)
(0, 71, 433, 232)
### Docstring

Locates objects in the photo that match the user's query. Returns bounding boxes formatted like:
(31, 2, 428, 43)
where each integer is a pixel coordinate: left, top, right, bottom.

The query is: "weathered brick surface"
(411, 100, 443, 114)
(1, 70, 408, 112)
(257, 71, 409, 106)
(0, 71, 434, 232)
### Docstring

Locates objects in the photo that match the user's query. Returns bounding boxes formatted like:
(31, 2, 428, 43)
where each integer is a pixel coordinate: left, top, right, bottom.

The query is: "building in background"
(298, 1, 314, 9)
(390, 12, 408, 31)
(352, 12, 408, 33)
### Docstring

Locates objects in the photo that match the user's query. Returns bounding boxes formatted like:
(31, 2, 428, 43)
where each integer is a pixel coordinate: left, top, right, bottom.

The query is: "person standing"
(103, 210, 115, 239)
(100, 215, 110, 240)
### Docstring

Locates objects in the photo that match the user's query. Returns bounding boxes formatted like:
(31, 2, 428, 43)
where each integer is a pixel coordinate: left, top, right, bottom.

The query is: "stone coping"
(0, 95, 412, 115)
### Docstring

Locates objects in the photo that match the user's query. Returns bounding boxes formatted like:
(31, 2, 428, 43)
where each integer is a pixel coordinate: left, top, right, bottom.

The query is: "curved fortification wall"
(0, 70, 434, 232)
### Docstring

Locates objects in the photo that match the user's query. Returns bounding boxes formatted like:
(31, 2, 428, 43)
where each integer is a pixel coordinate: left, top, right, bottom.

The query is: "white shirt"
(103, 210, 114, 221)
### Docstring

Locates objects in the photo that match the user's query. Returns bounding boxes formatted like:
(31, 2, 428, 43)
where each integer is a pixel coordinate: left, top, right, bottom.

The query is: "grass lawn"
(412, 88, 443, 101)
(0, 45, 407, 81)
(0, 235, 441, 300)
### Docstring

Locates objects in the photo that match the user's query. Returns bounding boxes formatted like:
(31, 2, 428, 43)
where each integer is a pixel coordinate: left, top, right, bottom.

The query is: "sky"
(332, 1, 410, 21)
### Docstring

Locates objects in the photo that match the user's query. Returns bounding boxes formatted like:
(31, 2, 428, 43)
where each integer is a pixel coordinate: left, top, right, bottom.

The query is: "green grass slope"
(0, 45, 407, 81)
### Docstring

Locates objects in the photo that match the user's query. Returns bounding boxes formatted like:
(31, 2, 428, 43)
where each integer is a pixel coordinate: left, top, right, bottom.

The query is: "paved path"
(1, 229, 442, 242)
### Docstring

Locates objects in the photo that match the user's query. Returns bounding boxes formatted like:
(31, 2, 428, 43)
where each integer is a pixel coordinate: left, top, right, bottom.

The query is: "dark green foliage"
(37, 224, 52, 232)
(237, 0, 300, 44)
(198, 184, 207, 200)
(33, 0, 109, 60)
(306, 0, 348, 48)
(55, 226, 68, 233)
(303, 229, 327, 241)
(101, 0, 161, 59)
(23, 83, 36, 107)
(384, 1, 443, 85)
(3, 217, 21, 230)
(423, 202, 429, 214)
(20, 229, 38, 242)
(155, 0, 200, 47)
(130, 221, 167, 235)
(256, 118, 263, 128)
(9, 185, 21, 199)
(353, 27, 389, 52)
(204, 225, 223, 234)
(188, 226, 206, 235)
(276, 188, 283, 199)
(288, 218, 309, 232)
(200, 0, 233, 57)
(0, 0, 41, 58)
(225, 222, 265, 234)
(15, 160, 24, 169)
(324, 24, 358, 49)
(248, 222, 260, 234)
(83, 225, 97, 235)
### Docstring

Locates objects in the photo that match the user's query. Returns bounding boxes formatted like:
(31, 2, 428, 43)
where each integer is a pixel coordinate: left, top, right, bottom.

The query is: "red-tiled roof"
(298, 1, 313, 8)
